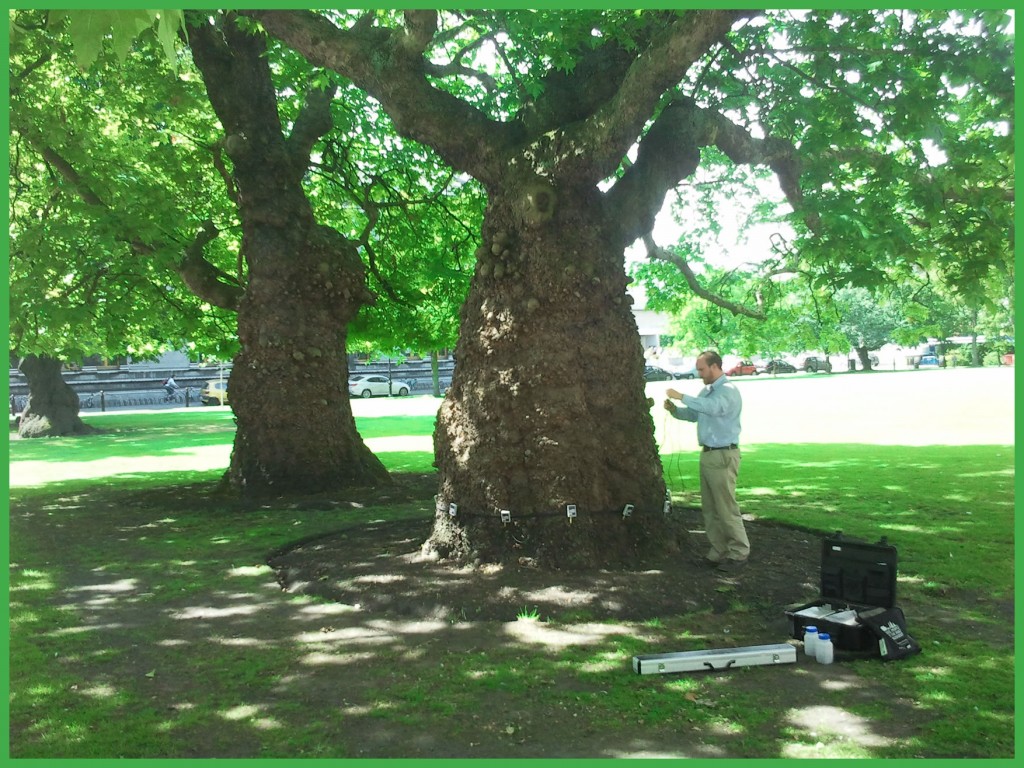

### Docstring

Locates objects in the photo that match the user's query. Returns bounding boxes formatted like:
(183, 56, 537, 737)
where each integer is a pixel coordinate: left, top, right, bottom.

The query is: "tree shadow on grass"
(7, 469, 1014, 759)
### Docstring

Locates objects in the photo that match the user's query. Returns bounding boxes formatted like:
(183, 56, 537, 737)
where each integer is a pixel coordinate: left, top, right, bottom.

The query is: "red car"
(726, 360, 759, 376)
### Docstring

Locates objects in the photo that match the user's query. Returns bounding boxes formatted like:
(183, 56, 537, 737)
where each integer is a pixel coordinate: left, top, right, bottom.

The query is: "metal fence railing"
(10, 387, 203, 415)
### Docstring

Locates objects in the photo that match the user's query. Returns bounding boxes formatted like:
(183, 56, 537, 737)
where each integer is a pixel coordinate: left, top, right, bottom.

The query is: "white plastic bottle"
(816, 632, 834, 664)
(803, 625, 819, 657)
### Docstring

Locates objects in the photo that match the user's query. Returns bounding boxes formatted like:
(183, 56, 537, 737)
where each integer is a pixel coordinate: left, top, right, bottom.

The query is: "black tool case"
(784, 533, 898, 652)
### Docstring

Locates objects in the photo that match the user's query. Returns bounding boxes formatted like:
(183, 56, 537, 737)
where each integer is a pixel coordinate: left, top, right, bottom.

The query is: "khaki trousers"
(699, 448, 749, 562)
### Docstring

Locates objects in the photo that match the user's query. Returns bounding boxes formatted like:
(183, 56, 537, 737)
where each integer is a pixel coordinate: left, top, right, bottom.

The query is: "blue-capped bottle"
(815, 632, 834, 664)
(803, 625, 819, 657)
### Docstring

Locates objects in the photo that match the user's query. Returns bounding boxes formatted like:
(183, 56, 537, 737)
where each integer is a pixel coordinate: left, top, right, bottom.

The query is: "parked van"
(200, 379, 228, 405)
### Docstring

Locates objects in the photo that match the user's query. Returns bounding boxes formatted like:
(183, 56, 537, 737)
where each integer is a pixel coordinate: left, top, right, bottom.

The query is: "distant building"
(628, 287, 673, 350)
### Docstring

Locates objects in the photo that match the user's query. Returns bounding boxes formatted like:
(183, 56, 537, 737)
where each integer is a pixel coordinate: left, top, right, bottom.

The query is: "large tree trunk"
(426, 183, 682, 568)
(189, 15, 388, 496)
(225, 226, 389, 494)
(17, 354, 96, 438)
(249, 9, 744, 555)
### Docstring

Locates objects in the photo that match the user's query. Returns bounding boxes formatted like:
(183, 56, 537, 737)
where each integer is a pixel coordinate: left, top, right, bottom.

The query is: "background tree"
(8, 10, 237, 436)
(833, 287, 902, 370)
(9, 10, 384, 483)
(11, 10, 482, 483)
(892, 265, 1016, 366)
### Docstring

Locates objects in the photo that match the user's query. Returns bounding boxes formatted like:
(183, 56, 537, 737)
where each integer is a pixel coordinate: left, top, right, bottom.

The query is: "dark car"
(759, 359, 797, 374)
(643, 365, 679, 382)
(801, 356, 833, 373)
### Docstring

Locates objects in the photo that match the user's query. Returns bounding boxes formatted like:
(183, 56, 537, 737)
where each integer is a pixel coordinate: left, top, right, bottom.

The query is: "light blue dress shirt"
(669, 375, 742, 447)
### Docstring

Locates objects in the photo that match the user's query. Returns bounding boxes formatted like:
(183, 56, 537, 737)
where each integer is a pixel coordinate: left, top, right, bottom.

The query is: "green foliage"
(702, 10, 1012, 301)
(45, 9, 185, 70)
(11, 10, 483, 364)
(633, 255, 851, 358)
(9, 10, 238, 363)
(13, 9, 1013, 371)
(629, 9, 1012, 357)
(833, 287, 902, 351)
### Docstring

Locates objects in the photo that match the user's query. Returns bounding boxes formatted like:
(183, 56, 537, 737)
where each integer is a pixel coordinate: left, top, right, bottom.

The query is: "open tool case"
(784, 532, 899, 652)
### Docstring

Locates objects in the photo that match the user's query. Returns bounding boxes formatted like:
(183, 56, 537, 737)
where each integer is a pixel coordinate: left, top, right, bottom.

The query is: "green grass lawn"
(7, 367, 1016, 758)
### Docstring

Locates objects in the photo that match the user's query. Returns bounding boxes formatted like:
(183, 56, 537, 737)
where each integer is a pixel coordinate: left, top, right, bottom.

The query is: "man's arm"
(663, 397, 697, 422)
(678, 388, 739, 417)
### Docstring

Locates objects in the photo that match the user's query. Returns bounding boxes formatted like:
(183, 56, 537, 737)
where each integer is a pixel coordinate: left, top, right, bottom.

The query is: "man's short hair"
(699, 350, 723, 369)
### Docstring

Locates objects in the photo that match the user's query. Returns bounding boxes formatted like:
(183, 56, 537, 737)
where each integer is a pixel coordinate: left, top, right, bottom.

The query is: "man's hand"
(663, 399, 676, 412)
(666, 388, 681, 399)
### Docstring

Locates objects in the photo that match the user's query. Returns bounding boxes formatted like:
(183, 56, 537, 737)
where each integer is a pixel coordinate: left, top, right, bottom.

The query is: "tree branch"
(287, 84, 338, 169)
(248, 9, 523, 181)
(353, 181, 414, 308)
(514, 37, 638, 137)
(573, 10, 752, 180)
(211, 143, 239, 205)
(401, 10, 438, 56)
(606, 98, 813, 246)
(177, 220, 243, 310)
(643, 233, 767, 320)
(11, 51, 53, 91)
(32, 139, 107, 207)
(423, 59, 498, 92)
(15, 124, 243, 311)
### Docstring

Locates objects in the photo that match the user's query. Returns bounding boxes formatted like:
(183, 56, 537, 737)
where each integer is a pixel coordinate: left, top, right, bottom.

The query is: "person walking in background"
(663, 350, 749, 573)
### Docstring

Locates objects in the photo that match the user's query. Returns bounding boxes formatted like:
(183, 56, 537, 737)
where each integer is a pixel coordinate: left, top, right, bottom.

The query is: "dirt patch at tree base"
(265, 510, 938, 757)
(268, 509, 826, 626)
(15, 474, 998, 758)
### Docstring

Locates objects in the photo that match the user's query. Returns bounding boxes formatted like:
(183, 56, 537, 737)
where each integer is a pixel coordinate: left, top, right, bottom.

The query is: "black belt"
(703, 444, 738, 452)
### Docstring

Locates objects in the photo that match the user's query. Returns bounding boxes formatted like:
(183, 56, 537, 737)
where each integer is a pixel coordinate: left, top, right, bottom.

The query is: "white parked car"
(348, 374, 411, 398)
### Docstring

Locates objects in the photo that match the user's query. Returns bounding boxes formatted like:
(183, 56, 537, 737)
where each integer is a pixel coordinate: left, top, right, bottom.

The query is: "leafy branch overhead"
(9, 11, 242, 362)
(10, 8, 480, 365)
(11, 8, 1013, 365)
(251, 9, 1011, 319)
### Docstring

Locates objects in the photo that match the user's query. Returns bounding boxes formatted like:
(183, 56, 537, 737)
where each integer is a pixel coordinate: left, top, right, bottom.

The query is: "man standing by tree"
(664, 351, 748, 573)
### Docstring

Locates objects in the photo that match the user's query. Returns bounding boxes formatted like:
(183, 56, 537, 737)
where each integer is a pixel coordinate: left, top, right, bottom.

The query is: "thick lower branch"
(287, 85, 338, 170)
(177, 220, 243, 311)
(580, 10, 751, 180)
(608, 98, 811, 245)
(18, 124, 243, 311)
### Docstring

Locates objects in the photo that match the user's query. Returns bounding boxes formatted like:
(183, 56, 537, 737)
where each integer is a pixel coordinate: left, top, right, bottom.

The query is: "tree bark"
(17, 354, 96, 438)
(855, 347, 873, 371)
(426, 184, 681, 568)
(189, 14, 389, 495)
(224, 226, 389, 495)
(430, 350, 441, 398)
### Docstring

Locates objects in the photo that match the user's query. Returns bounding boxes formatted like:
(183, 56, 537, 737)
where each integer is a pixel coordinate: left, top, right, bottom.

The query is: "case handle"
(703, 660, 737, 671)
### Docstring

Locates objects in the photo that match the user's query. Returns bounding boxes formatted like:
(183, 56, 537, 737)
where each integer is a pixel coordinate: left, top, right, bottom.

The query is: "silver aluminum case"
(633, 642, 796, 675)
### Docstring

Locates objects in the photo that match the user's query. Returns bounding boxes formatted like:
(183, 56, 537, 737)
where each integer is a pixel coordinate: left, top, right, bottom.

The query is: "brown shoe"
(715, 558, 748, 573)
